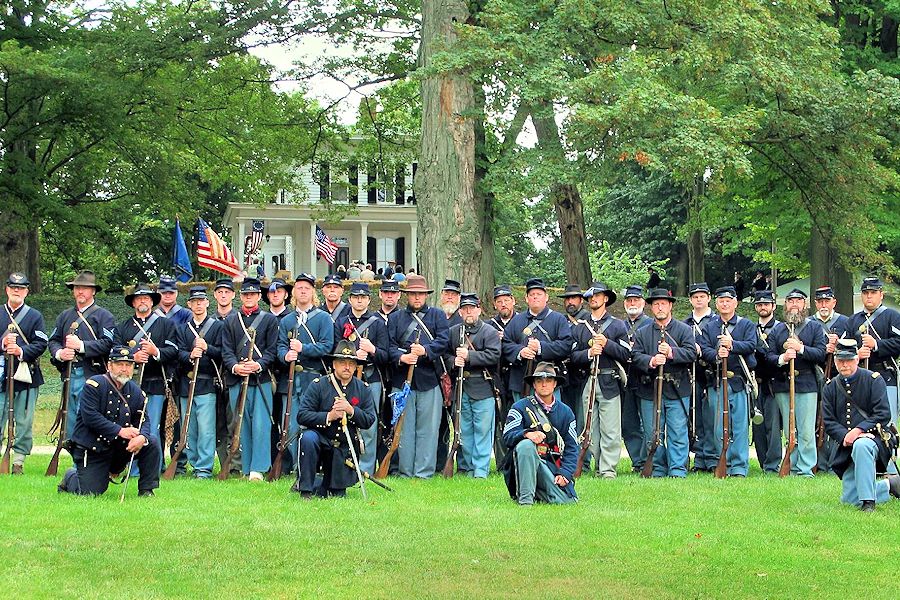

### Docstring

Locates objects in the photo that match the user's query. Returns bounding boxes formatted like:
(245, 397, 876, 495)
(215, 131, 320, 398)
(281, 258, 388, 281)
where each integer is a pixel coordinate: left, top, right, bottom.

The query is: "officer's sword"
(342, 414, 367, 501)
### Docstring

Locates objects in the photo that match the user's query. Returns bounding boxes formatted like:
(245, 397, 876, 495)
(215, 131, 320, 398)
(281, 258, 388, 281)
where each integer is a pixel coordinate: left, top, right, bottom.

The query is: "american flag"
(244, 220, 265, 267)
(315, 224, 338, 265)
(197, 218, 242, 276)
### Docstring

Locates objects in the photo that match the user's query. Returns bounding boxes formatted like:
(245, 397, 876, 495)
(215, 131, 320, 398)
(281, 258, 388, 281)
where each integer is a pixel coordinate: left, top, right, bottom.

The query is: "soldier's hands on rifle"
(785, 337, 804, 353)
(194, 337, 208, 351)
(356, 349, 369, 361)
(359, 337, 375, 354)
(400, 352, 418, 365)
(456, 346, 469, 361)
(4, 334, 22, 358)
(658, 340, 673, 358)
(781, 348, 797, 363)
(718, 331, 733, 350)
(118, 426, 141, 440)
(190, 346, 205, 359)
(58, 347, 77, 361)
(139, 339, 159, 358)
(289, 338, 303, 353)
(717, 344, 730, 359)
(125, 434, 148, 453)
(65, 333, 83, 352)
(826, 333, 838, 354)
(284, 349, 299, 362)
(3, 331, 16, 349)
(332, 396, 355, 417)
(454, 355, 466, 367)
(861, 333, 877, 350)
(527, 338, 540, 354)
(233, 360, 257, 376)
(133, 348, 150, 363)
(588, 343, 604, 357)
(650, 352, 668, 367)
(524, 429, 545, 444)
(410, 342, 426, 357)
(519, 346, 537, 361)
(858, 346, 872, 360)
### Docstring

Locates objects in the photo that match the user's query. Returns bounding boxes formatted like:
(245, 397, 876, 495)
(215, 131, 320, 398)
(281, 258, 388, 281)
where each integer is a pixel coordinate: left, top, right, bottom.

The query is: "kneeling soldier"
(823, 340, 900, 511)
(58, 346, 161, 497)
(502, 362, 577, 505)
(296, 339, 376, 498)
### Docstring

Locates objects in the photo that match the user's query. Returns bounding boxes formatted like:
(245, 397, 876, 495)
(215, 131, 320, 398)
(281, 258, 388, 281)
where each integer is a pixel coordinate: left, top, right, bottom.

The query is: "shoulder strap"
(410, 311, 436, 341)
(5, 305, 30, 345)
(76, 305, 100, 340)
(130, 313, 161, 344)
(355, 314, 381, 338)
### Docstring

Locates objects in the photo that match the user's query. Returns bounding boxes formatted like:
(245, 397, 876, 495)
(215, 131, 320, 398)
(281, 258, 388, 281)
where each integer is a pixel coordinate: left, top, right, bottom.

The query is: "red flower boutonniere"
(350, 396, 360, 406)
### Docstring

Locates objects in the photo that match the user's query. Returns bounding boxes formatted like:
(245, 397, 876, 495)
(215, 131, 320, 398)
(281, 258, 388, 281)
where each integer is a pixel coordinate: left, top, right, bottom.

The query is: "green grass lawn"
(2, 452, 899, 599)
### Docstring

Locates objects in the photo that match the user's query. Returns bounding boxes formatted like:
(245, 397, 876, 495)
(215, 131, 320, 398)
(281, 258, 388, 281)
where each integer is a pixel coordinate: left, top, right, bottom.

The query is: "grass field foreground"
(2, 455, 899, 599)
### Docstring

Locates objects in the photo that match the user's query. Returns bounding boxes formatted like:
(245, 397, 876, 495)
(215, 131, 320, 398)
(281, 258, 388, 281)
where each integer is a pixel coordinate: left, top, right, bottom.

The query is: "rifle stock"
(779, 354, 797, 478)
(442, 336, 466, 478)
(715, 352, 730, 479)
(46, 321, 79, 477)
(375, 344, 418, 480)
(574, 355, 599, 478)
(268, 355, 296, 482)
(218, 328, 256, 480)
(120, 384, 149, 503)
(1, 325, 16, 474)
(642, 325, 666, 479)
(163, 356, 200, 480)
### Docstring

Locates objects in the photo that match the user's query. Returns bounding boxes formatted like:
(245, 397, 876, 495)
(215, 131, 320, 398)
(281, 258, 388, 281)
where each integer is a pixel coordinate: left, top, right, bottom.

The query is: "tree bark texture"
(531, 111, 592, 287)
(809, 226, 853, 316)
(686, 178, 705, 287)
(414, 0, 486, 297)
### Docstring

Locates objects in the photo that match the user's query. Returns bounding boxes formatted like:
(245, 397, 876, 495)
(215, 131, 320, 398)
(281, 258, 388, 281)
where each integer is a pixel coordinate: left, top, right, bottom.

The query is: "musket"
(163, 355, 200, 480)
(218, 327, 256, 480)
(715, 323, 730, 479)
(344, 459, 393, 491)
(574, 353, 599, 478)
(375, 331, 420, 479)
(688, 360, 697, 446)
(780, 322, 798, 478)
(268, 330, 296, 482)
(1, 324, 16, 474)
(861, 322, 871, 370)
(442, 331, 466, 478)
(815, 329, 842, 468)
(121, 380, 149, 503)
(46, 321, 79, 477)
(642, 324, 666, 478)
(342, 413, 367, 500)
(522, 326, 535, 397)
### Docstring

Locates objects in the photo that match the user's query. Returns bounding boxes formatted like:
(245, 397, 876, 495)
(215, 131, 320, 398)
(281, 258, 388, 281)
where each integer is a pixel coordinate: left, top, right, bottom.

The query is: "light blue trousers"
(358, 382, 383, 476)
(640, 395, 690, 477)
(229, 382, 273, 475)
(457, 392, 495, 478)
(396, 386, 441, 478)
(0, 387, 38, 462)
(840, 437, 891, 506)
(513, 439, 575, 505)
(707, 386, 750, 476)
(774, 391, 817, 476)
(180, 393, 217, 477)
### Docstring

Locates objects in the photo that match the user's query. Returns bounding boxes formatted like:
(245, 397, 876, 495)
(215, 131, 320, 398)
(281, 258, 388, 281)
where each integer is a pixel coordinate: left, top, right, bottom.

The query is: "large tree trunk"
(881, 16, 899, 57)
(810, 225, 854, 316)
(0, 226, 40, 292)
(414, 0, 484, 296)
(531, 110, 592, 287)
(472, 84, 496, 299)
(686, 177, 705, 286)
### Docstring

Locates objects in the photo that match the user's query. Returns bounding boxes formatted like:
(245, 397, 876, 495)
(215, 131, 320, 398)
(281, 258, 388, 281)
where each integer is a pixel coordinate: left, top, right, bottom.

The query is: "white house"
(223, 160, 418, 279)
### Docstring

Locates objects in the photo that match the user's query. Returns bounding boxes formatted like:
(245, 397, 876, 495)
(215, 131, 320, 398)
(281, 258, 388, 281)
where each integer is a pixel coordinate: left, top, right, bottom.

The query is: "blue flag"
(172, 218, 193, 283)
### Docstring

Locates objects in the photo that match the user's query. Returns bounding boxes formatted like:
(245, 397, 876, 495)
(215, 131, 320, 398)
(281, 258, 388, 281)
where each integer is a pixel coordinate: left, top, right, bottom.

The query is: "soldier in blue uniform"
(813, 285, 849, 473)
(558, 284, 591, 440)
(435, 279, 462, 473)
(439, 279, 464, 328)
(387, 274, 450, 478)
(822, 339, 900, 511)
(685, 282, 714, 471)
(221, 278, 279, 480)
(446, 293, 501, 477)
(487, 285, 517, 467)
(501, 362, 577, 505)
(334, 281, 390, 476)
(277, 273, 335, 474)
(212, 278, 237, 469)
(57, 346, 161, 497)
(296, 339, 376, 498)
(763, 288, 827, 477)
(621, 284, 652, 471)
(155, 276, 191, 325)
(322, 274, 350, 322)
(632, 288, 697, 477)
(113, 283, 179, 470)
(48, 270, 116, 439)
(374, 279, 401, 470)
(753, 290, 784, 473)
(846, 277, 900, 423)
(501, 278, 572, 403)
(697, 286, 758, 477)
(569, 282, 631, 478)
(0, 273, 48, 474)
(176, 287, 224, 478)
(264, 278, 292, 470)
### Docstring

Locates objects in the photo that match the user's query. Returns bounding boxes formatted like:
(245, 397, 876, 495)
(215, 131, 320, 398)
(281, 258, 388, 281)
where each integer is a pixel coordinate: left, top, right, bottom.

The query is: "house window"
(348, 164, 358, 204)
(319, 163, 330, 202)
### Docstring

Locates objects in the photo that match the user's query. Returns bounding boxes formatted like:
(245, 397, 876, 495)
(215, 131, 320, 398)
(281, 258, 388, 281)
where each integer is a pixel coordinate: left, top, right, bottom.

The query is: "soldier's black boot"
(860, 500, 876, 512)
(888, 475, 900, 499)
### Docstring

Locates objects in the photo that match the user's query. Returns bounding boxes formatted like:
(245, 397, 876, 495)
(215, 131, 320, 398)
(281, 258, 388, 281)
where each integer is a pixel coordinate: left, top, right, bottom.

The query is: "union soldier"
(501, 362, 577, 505)
(277, 273, 335, 474)
(440, 279, 463, 328)
(48, 271, 116, 439)
(334, 281, 389, 476)
(322, 274, 350, 322)
(113, 283, 179, 470)
(558, 283, 591, 433)
(685, 282, 714, 471)
(57, 346, 161, 497)
(0, 273, 48, 474)
(387, 274, 450, 478)
(296, 339, 376, 498)
(487, 284, 517, 467)
(436, 279, 462, 470)
(569, 282, 630, 478)
(753, 290, 784, 473)
(813, 285, 849, 473)
(559, 284, 590, 322)
(763, 288, 827, 477)
(697, 286, 759, 477)
(264, 278, 293, 468)
(501, 278, 573, 402)
(632, 288, 697, 477)
(446, 293, 501, 477)
(221, 278, 279, 480)
(212, 278, 236, 469)
(846, 277, 900, 423)
(375, 279, 401, 468)
(213, 278, 236, 321)
(155, 276, 191, 325)
(822, 340, 900, 511)
(175, 287, 224, 478)
(621, 284, 652, 471)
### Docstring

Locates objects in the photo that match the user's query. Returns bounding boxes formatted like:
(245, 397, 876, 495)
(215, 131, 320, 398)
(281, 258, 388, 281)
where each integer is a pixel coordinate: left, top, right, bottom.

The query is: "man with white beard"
(621, 285, 652, 472)
(812, 285, 849, 472)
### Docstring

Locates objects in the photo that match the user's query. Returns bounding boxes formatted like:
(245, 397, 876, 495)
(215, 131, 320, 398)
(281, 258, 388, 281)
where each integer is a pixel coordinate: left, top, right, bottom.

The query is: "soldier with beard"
(753, 290, 783, 473)
(764, 289, 827, 477)
(322, 274, 350, 322)
(488, 285, 517, 466)
(621, 285, 652, 472)
(813, 285, 849, 472)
